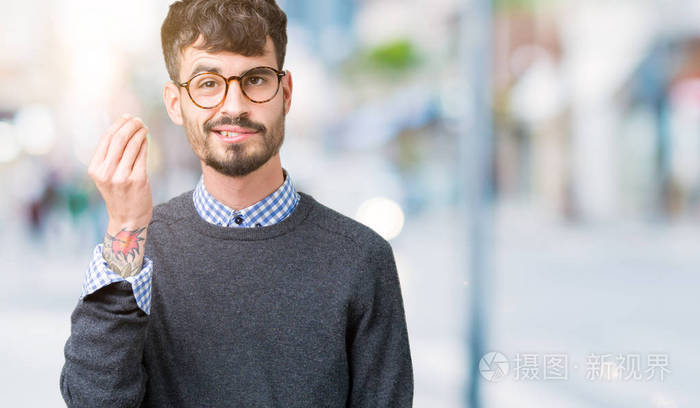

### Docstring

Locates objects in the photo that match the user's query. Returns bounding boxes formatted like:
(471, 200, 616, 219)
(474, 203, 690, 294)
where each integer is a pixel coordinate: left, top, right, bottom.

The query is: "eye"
(192, 74, 223, 90)
(199, 80, 218, 89)
(245, 76, 266, 86)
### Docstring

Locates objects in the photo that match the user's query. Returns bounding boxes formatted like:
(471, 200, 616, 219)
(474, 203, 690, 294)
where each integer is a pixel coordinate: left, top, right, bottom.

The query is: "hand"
(88, 114, 152, 234)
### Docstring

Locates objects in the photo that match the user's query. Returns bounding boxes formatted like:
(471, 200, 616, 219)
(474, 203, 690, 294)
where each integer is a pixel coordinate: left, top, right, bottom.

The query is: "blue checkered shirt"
(80, 169, 300, 314)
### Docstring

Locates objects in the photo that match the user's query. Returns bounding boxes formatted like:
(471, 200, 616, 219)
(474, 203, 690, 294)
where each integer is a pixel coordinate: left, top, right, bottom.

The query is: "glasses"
(177, 66, 286, 109)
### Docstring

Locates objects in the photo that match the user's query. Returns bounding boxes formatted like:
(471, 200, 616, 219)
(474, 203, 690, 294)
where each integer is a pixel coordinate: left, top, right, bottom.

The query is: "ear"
(163, 81, 184, 126)
(281, 70, 293, 115)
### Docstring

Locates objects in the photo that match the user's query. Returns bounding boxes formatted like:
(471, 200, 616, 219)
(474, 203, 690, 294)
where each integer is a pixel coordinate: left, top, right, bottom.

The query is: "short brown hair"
(161, 0, 288, 81)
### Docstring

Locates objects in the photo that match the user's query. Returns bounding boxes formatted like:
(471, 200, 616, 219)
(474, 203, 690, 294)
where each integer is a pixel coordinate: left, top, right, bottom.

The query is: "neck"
(201, 154, 285, 210)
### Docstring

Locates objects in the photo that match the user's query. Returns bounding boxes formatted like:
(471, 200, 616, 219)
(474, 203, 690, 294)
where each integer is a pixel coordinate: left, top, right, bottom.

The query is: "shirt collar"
(193, 169, 300, 228)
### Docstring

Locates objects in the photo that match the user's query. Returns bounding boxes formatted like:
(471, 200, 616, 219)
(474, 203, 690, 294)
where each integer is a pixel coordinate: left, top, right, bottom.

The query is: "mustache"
(204, 115, 265, 133)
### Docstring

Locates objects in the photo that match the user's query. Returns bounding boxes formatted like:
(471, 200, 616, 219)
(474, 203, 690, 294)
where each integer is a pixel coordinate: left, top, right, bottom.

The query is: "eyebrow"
(188, 64, 222, 78)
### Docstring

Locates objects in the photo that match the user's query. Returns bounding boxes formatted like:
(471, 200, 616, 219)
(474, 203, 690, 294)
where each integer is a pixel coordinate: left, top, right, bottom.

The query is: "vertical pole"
(459, 0, 493, 407)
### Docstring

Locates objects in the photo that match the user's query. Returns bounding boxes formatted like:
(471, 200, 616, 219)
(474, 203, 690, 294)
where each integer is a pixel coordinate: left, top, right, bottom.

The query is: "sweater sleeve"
(347, 239, 414, 407)
(60, 252, 151, 407)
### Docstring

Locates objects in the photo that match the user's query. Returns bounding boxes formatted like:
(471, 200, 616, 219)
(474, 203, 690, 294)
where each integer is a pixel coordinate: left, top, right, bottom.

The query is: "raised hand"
(88, 114, 152, 277)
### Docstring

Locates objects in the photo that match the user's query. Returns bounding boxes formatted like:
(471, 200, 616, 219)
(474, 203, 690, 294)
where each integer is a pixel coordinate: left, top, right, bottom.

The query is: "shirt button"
(234, 215, 244, 225)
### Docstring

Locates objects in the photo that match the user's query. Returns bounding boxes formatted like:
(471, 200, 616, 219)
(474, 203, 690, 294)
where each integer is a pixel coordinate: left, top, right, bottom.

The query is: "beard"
(184, 107, 285, 177)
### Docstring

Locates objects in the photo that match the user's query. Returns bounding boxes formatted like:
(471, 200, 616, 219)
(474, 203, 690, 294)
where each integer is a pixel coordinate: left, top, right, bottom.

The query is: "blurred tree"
(366, 39, 421, 71)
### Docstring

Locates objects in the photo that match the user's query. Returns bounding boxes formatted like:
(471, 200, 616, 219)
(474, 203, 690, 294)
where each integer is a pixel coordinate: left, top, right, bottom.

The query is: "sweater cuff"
(80, 244, 153, 315)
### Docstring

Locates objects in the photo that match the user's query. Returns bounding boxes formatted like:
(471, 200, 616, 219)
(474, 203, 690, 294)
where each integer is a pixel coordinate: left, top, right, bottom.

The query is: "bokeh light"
(355, 197, 405, 240)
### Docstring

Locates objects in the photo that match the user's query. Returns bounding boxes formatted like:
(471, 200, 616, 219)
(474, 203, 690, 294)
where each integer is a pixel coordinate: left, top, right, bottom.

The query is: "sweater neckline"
(184, 190, 315, 241)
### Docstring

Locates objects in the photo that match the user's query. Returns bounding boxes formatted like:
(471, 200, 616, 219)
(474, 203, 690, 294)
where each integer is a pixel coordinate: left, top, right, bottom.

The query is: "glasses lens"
(189, 73, 226, 108)
(241, 68, 280, 102)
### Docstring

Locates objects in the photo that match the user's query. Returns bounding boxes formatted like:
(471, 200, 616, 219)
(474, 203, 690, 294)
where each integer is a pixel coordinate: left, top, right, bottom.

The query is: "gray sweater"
(60, 190, 413, 407)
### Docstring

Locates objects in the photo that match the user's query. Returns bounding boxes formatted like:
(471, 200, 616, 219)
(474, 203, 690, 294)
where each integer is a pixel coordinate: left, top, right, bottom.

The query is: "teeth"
(220, 131, 241, 138)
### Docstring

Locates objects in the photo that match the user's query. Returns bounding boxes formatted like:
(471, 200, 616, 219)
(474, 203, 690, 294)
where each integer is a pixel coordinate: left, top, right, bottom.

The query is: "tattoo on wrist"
(103, 227, 147, 278)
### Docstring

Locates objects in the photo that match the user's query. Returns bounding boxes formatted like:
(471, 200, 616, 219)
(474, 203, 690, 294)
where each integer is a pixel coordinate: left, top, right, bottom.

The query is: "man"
(60, 0, 413, 406)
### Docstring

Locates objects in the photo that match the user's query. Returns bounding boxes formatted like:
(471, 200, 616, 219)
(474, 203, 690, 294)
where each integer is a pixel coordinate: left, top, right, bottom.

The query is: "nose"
(218, 78, 250, 117)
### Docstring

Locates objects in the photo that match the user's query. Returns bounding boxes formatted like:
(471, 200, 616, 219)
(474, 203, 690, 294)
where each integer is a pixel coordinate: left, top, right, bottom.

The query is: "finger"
(102, 117, 146, 175)
(90, 114, 132, 168)
(114, 127, 148, 178)
(131, 133, 149, 176)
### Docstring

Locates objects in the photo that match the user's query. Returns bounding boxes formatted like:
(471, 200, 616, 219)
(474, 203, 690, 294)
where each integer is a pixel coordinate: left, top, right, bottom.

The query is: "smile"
(213, 130, 257, 143)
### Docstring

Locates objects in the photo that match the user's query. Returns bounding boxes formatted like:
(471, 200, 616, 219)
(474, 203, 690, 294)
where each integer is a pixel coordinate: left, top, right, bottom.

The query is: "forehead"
(178, 36, 277, 79)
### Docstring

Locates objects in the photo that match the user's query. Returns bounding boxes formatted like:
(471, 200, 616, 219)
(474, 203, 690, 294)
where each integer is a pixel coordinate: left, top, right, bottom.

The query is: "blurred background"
(0, 0, 698, 406)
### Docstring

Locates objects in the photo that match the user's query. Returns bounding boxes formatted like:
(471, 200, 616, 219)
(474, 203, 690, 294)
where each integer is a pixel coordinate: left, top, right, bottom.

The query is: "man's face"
(164, 36, 292, 177)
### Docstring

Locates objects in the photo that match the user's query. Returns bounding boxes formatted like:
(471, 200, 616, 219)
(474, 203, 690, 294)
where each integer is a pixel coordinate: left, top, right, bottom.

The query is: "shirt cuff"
(80, 244, 153, 315)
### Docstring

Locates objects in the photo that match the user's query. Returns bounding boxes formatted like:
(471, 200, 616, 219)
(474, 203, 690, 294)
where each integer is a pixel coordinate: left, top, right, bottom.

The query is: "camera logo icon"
(479, 351, 510, 382)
